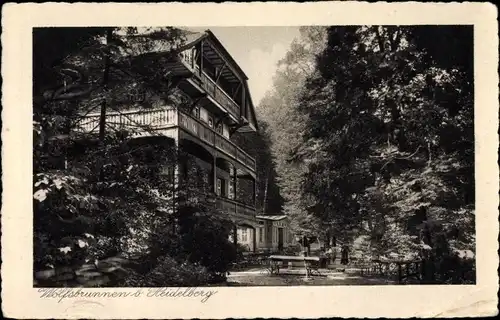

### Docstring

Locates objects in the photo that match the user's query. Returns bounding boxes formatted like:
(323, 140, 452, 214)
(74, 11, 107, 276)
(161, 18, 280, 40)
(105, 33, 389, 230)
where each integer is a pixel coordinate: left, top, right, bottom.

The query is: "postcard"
(1, 2, 498, 318)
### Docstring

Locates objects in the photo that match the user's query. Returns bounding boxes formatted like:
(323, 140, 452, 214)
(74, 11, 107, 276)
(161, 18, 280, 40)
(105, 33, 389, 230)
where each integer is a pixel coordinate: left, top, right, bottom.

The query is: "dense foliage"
(258, 27, 328, 236)
(258, 26, 474, 283)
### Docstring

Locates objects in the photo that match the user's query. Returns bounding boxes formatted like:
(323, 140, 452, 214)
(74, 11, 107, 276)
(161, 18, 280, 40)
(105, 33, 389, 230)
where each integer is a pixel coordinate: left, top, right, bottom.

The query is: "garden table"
(267, 255, 321, 276)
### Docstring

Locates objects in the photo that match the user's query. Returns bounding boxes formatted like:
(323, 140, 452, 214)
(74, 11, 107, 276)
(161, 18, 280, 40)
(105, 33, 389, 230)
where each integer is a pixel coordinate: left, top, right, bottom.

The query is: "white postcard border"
(1, 2, 498, 318)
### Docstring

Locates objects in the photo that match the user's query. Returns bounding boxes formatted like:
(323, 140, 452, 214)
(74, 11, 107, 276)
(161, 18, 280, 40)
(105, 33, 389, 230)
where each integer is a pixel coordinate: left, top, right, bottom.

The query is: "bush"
(175, 204, 237, 273)
(235, 243, 250, 255)
(428, 253, 475, 284)
(123, 256, 218, 287)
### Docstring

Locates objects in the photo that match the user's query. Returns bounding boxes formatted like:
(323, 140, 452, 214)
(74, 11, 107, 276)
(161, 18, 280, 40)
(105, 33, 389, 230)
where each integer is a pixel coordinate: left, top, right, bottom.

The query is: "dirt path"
(223, 268, 396, 286)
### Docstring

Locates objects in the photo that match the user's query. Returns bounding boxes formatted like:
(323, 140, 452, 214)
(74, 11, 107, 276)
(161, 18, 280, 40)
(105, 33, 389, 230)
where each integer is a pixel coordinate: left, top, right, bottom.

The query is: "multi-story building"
(75, 29, 260, 250)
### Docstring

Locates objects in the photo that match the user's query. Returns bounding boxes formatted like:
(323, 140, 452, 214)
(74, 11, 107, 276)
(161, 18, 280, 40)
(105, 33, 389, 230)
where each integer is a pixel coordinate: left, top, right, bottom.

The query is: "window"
(216, 178, 222, 196)
(208, 117, 213, 128)
(192, 106, 200, 119)
(160, 165, 175, 183)
(259, 227, 264, 242)
(203, 171, 209, 186)
(241, 229, 248, 242)
(216, 178, 226, 197)
(220, 179, 226, 197)
(228, 179, 234, 199)
(216, 122, 223, 134)
(181, 161, 188, 179)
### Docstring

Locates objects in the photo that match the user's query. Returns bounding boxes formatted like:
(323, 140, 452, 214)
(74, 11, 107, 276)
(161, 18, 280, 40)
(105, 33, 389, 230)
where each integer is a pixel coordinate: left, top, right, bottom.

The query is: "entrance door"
(278, 228, 284, 251)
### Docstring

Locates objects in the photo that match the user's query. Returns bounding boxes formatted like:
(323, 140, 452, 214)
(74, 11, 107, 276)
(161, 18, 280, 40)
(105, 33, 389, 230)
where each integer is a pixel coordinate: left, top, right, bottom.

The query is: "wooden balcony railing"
(216, 197, 256, 219)
(178, 48, 246, 123)
(179, 49, 197, 72)
(73, 108, 177, 134)
(75, 108, 256, 172)
(198, 71, 240, 120)
(178, 111, 214, 145)
(178, 52, 240, 120)
(177, 111, 256, 172)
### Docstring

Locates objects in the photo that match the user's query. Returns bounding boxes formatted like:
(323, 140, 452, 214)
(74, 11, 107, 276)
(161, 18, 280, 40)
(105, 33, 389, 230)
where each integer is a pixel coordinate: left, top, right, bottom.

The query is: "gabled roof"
(178, 29, 248, 80)
(204, 30, 249, 80)
(113, 28, 257, 133)
(243, 83, 258, 132)
(180, 29, 258, 132)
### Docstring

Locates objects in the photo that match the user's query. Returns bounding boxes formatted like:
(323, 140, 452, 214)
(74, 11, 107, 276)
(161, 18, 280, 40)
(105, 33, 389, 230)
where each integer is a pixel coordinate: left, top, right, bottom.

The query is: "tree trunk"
(427, 141, 432, 165)
(98, 29, 113, 181)
(262, 168, 270, 214)
(325, 230, 331, 249)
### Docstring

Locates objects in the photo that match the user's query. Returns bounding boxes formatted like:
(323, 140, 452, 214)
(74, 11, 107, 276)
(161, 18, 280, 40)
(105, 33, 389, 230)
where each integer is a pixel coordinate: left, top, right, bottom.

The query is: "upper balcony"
(178, 49, 242, 121)
(73, 107, 256, 174)
(129, 30, 258, 134)
(161, 33, 260, 133)
(198, 69, 240, 121)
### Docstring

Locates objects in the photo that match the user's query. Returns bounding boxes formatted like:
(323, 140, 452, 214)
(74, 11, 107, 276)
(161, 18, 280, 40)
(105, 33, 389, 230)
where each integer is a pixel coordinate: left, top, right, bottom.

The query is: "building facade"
(74, 29, 260, 248)
(254, 215, 295, 253)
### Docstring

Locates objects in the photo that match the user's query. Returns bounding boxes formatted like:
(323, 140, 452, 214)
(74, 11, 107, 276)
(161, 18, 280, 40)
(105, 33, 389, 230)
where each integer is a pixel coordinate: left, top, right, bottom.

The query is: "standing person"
(331, 246, 338, 265)
(326, 247, 333, 264)
(341, 244, 349, 265)
(319, 247, 327, 268)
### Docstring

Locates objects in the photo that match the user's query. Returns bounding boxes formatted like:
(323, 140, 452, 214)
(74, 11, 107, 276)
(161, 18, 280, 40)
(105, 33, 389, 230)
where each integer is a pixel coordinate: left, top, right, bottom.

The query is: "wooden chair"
(306, 260, 322, 276)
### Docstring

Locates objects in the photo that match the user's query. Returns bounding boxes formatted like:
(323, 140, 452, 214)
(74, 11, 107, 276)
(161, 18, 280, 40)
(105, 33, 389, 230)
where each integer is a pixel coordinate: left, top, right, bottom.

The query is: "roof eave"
(204, 29, 249, 80)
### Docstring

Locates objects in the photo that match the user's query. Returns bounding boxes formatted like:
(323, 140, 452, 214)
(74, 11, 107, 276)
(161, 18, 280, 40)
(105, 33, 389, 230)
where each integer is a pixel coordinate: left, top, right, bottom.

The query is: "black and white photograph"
(31, 24, 476, 288)
(2, 2, 498, 319)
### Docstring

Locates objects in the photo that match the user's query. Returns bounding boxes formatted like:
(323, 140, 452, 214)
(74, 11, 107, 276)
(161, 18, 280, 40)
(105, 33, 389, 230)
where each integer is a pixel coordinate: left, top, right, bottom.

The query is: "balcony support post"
(172, 137, 180, 217)
(233, 82, 242, 99)
(241, 82, 246, 119)
(232, 166, 237, 201)
(190, 48, 195, 69)
(215, 63, 226, 84)
(252, 177, 257, 209)
(198, 40, 203, 77)
(211, 154, 217, 194)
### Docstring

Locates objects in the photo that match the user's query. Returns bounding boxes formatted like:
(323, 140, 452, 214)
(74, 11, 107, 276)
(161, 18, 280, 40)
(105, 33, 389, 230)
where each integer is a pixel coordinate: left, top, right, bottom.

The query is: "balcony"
(216, 197, 256, 220)
(178, 51, 241, 121)
(178, 111, 255, 172)
(73, 108, 256, 173)
(198, 71, 240, 120)
(74, 108, 178, 134)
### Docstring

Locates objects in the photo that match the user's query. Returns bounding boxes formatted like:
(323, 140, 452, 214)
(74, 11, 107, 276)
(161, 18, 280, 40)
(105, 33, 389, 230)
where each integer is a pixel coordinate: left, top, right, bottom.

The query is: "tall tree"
(294, 26, 474, 283)
(257, 26, 328, 239)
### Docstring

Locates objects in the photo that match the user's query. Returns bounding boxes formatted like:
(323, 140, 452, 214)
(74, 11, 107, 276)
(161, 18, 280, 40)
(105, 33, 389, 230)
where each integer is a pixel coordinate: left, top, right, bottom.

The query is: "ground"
(222, 267, 396, 286)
